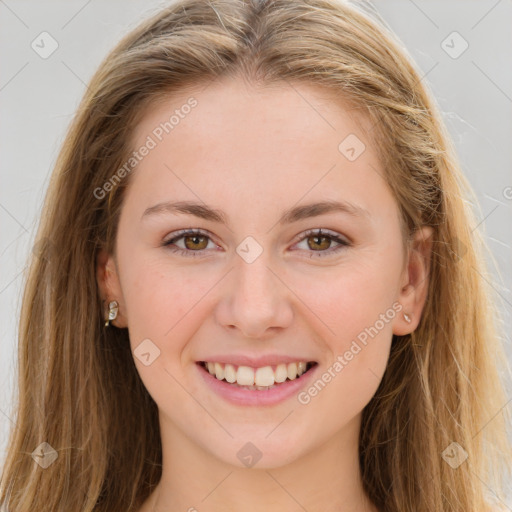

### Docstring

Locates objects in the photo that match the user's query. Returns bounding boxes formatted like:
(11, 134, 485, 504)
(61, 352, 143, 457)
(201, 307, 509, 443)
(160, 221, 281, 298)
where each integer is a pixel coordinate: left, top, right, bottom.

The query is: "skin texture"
(97, 75, 433, 512)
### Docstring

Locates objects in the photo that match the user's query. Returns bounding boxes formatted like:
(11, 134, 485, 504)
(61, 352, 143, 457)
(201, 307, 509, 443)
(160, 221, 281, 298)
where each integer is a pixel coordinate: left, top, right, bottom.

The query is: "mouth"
(197, 360, 318, 391)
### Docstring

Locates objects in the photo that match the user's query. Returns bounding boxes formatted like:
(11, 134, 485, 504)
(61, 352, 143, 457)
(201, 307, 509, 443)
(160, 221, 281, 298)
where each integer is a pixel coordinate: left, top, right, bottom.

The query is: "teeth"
(237, 366, 254, 386)
(287, 362, 297, 380)
(203, 361, 312, 387)
(275, 364, 288, 383)
(214, 362, 224, 380)
(224, 363, 237, 383)
(255, 366, 275, 387)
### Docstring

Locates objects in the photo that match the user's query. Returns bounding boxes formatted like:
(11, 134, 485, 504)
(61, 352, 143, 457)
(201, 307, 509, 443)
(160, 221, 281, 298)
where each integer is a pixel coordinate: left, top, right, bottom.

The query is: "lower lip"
(195, 362, 319, 406)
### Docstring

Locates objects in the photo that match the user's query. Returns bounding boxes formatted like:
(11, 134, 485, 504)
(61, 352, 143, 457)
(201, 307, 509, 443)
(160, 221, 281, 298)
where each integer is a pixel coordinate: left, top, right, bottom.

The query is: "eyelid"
(162, 227, 214, 245)
(290, 227, 350, 246)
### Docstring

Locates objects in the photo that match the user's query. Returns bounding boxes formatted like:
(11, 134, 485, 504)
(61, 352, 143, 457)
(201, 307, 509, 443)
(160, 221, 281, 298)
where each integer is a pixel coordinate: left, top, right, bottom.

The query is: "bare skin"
(97, 75, 432, 512)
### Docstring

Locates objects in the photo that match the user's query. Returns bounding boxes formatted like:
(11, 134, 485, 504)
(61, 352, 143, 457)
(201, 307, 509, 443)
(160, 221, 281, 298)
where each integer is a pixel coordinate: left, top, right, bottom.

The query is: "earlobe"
(393, 226, 434, 335)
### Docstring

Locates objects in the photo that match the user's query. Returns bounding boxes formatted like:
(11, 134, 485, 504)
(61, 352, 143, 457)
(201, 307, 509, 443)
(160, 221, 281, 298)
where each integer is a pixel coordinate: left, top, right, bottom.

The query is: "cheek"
(118, 253, 213, 353)
(298, 334, 391, 447)
(290, 252, 402, 347)
(294, 268, 397, 428)
(290, 253, 400, 406)
(118, 255, 215, 406)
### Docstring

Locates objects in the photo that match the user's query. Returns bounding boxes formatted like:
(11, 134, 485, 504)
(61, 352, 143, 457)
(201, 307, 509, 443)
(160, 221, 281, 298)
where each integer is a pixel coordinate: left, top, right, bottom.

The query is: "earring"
(403, 312, 412, 323)
(104, 300, 119, 327)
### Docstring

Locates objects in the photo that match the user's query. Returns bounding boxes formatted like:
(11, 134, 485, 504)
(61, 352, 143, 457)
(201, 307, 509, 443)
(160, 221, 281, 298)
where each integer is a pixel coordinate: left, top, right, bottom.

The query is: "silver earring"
(403, 312, 412, 323)
(104, 300, 119, 327)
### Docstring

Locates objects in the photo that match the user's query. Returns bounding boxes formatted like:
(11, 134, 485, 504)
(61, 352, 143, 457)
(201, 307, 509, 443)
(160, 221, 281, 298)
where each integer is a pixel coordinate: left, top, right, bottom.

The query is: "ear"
(96, 248, 128, 328)
(393, 226, 434, 335)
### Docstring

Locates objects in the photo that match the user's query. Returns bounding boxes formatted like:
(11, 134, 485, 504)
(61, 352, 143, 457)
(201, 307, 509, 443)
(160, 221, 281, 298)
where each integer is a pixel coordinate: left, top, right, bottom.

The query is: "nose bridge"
(233, 242, 278, 306)
(218, 237, 292, 337)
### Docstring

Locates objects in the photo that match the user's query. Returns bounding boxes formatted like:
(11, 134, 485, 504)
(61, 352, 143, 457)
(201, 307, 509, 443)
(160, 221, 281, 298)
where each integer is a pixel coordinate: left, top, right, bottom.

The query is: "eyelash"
(161, 228, 351, 258)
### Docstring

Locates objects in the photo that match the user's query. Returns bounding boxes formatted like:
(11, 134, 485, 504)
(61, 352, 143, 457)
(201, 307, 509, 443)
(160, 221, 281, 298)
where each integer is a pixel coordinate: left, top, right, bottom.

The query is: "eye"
(162, 228, 216, 258)
(292, 228, 350, 258)
(161, 228, 350, 258)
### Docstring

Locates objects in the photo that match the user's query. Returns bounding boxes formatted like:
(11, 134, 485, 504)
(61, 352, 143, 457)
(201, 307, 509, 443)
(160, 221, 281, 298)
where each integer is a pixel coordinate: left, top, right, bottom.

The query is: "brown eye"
(162, 229, 215, 257)
(294, 228, 350, 258)
(306, 234, 332, 251)
(183, 234, 209, 250)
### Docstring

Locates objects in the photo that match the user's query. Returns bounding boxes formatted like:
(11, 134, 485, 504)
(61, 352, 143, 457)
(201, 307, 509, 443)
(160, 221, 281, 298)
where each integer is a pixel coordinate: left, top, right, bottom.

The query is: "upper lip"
(197, 354, 317, 368)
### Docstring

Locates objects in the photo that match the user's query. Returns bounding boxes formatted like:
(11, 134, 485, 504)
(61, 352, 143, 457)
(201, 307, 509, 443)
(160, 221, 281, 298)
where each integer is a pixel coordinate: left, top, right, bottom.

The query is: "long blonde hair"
(1, 0, 510, 510)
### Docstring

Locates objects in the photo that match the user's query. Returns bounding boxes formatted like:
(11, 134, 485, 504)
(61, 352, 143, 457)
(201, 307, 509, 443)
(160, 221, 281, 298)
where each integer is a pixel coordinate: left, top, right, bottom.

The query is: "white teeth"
(203, 360, 312, 387)
(224, 363, 237, 383)
(287, 362, 298, 380)
(236, 366, 255, 386)
(255, 366, 275, 387)
(214, 362, 224, 380)
(275, 364, 288, 383)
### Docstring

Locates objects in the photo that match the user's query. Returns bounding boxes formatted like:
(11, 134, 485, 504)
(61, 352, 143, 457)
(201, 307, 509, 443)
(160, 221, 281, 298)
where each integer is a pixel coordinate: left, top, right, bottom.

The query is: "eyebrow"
(141, 199, 371, 225)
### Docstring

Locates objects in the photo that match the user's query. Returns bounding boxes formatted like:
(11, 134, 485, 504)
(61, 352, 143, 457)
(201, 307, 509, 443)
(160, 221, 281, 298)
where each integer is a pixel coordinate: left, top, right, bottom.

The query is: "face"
(97, 75, 431, 468)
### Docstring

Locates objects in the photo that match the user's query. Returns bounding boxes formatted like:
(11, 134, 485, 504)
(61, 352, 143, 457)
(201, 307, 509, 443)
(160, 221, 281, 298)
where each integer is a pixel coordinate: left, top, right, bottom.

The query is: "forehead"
(124, 76, 390, 218)
(131, 76, 374, 154)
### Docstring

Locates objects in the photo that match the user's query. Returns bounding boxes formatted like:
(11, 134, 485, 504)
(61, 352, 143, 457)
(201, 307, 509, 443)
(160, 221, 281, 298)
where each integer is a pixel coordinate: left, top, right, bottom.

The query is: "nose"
(215, 251, 293, 339)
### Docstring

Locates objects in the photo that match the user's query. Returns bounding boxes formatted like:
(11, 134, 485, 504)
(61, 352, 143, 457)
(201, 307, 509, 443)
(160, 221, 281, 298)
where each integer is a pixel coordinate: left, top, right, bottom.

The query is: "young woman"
(1, 0, 510, 511)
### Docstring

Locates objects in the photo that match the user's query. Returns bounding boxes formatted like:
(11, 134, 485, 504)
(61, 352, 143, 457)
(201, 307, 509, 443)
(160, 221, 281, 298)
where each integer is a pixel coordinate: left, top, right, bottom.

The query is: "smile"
(199, 361, 317, 390)
(196, 360, 319, 406)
